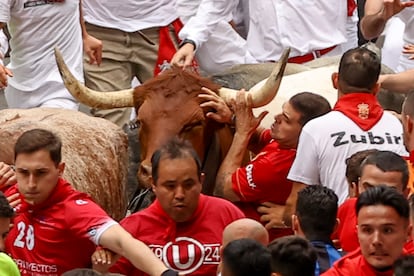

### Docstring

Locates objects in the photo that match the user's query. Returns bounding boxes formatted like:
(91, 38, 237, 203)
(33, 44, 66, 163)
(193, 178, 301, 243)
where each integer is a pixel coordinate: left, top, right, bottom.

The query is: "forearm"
(360, 13, 387, 40)
(215, 132, 250, 200)
(282, 182, 306, 227)
(380, 70, 414, 93)
(79, 0, 88, 39)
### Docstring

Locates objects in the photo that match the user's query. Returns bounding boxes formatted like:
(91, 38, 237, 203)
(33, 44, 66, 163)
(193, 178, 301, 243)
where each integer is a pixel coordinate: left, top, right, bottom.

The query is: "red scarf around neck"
(333, 93, 384, 131)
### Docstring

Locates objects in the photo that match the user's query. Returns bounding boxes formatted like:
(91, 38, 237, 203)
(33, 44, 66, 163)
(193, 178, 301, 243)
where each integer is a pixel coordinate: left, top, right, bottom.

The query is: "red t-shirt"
(322, 248, 401, 276)
(5, 179, 115, 276)
(232, 130, 295, 240)
(110, 194, 244, 276)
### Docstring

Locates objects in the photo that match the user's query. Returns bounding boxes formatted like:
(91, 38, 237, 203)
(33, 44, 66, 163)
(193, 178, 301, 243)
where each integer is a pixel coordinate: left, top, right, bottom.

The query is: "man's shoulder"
(323, 249, 363, 275)
(202, 195, 243, 213)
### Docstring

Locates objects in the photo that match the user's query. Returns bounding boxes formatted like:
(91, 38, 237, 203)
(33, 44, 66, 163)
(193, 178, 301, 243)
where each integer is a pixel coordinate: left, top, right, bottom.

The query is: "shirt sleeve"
(178, 0, 238, 48)
(65, 195, 117, 245)
(0, 0, 11, 23)
(288, 127, 321, 185)
(232, 148, 294, 202)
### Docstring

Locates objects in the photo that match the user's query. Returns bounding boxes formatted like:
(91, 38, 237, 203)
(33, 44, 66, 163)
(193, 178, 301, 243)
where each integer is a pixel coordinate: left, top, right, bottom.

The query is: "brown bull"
(0, 108, 128, 220)
(54, 48, 289, 194)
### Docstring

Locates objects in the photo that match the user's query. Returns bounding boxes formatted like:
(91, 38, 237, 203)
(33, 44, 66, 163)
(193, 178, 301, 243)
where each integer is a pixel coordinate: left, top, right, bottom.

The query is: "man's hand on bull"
(257, 202, 290, 230)
(199, 87, 233, 123)
(91, 247, 119, 273)
(0, 64, 13, 88)
(0, 162, 16, 189)
(230, 90, 268, 137)
(83, 34, 102, 65)
(171, 42, 195, 70)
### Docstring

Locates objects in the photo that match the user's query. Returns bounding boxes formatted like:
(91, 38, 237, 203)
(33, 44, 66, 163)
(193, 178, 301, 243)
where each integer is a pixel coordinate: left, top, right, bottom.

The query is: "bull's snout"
(138, 163, 152, 188)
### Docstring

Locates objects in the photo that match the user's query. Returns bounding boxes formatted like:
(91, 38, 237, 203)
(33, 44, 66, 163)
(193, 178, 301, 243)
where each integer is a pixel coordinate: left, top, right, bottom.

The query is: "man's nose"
(174, 186, 185, 199)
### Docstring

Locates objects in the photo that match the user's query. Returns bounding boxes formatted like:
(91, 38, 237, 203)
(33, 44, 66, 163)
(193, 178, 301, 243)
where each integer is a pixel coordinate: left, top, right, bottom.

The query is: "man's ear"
(150, 176, 156, 192)
(333, 218, 340, 234)
(200, 172, 205, 185)
(331, 72, 339, 89)
(291, 214, 299, 234)
(371, 82, 380, 96)
(58, 162, 65, 176)
(405, 115, 414, 135)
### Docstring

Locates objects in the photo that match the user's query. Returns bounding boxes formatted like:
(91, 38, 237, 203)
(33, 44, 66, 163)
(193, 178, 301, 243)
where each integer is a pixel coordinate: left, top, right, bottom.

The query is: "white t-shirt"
(176, 0, 247, 74)
(395, 7, 414, 72)
(247, 0, 347, 62)
(82, 0, 178, 32)
(288, 111, 408, 204)
(0, 0, 83, 93)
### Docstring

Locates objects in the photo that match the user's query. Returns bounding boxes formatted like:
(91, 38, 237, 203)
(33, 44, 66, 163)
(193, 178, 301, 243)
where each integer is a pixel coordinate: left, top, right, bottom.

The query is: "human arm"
(360, 0, 414, 40)
(79, 0, 102, 65)
(171, 0, 239, 69)
(213, 90, 268, 201)
(257, 182, 306, 229)
(99, 224, 171, 276)
(0, 162, 16, 189)
(378, 69, 414, 93)
(0, 25, 12, 88)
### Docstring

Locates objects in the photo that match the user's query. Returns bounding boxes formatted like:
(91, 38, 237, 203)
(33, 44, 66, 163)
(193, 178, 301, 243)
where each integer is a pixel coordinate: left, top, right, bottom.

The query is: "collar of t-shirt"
(333, 93, 384, 131)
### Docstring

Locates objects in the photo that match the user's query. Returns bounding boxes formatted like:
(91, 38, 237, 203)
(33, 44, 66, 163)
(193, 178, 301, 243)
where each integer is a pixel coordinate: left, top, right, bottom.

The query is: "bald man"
(218, 218, 269, 275)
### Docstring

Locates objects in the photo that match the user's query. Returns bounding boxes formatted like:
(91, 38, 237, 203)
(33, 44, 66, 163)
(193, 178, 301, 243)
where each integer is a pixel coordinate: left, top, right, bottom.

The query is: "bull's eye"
(181, 121, 202, 134)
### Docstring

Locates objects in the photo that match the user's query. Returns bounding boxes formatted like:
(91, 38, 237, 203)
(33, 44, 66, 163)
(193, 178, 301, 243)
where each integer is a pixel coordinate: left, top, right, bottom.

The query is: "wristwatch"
(179, 38, 197, 50)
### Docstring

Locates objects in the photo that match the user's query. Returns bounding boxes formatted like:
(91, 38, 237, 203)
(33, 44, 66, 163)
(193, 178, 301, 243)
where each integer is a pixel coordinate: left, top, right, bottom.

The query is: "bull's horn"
(54, 48, 134, 108)
(218, 48, 290, 108)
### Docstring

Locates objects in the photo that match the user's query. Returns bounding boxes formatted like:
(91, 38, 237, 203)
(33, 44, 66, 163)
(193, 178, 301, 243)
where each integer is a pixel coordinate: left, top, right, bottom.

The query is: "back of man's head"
(269, 235, 317, 276)
(222, 218, 269, 247)
(222, 238, 271, 276)
(394, 255, 414, 276)
(0, 192, 14, 219)
(338, 47, 381, 93)
(359, 150, 409, 192)
(295, 185, 338, 241)
(288, 92, 331, 126)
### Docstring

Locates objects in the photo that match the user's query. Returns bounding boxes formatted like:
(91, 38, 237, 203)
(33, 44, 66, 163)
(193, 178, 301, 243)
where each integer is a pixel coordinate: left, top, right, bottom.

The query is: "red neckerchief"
(333, 93, 384, 131)
(17, 178, 74, 214)
(410, 150, 414, 164)
(347, 0, 357, 16)
(153, 194, 205, 240)
(155, 19, 199, 76)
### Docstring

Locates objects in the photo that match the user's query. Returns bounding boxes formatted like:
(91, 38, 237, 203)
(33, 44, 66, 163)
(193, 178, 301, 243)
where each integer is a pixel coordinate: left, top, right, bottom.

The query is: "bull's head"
(54, 48, 289, 192)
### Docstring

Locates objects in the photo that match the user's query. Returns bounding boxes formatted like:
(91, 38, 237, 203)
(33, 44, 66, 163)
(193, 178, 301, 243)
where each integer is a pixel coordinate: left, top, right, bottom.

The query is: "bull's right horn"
(218, 48, 290, 108)
(54, 48, 134, 109)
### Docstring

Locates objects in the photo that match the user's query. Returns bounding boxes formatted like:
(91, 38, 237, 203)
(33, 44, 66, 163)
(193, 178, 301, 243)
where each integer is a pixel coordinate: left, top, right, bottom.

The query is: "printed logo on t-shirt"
(150, 237, 220, 274)
(87, 227, 98, 239)
(245, 164, 256, 190)
(330, 131, 403, 147)
(75, 199, 89, 205)
(24, 0, 64, 8)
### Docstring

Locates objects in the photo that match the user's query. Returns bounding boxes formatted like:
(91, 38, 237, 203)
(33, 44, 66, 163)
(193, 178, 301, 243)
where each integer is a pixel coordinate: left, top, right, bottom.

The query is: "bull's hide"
(0, 108, 128, 220)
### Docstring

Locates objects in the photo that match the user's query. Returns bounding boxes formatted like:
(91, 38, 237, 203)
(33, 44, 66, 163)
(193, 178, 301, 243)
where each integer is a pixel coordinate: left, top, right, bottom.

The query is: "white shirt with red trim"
(82, 0, 178, 32)
(246, 0, 347, 62)
(176, 0, 247, 73)
(0, 0, 83, 100)
(288, 111, 408, 204)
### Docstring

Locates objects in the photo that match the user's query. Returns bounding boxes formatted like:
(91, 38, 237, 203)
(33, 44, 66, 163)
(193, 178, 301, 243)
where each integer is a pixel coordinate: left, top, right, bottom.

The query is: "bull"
(0, 108, 128, 220)
(54, 48, 289, 195)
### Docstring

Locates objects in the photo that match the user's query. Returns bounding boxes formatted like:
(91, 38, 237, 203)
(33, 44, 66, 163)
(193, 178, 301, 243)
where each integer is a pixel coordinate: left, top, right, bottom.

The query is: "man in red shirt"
(205, 89, 331, 241)
(336, 150, 409, 253)
(323, 185, 411, 276)
(94, 137, 244, 275)
(5, 128, 172, 276)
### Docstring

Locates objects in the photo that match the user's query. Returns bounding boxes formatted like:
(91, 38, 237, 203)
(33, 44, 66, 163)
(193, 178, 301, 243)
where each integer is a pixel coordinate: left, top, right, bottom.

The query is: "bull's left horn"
(54, 48, 134, 109)
(218, 48, 290, 108)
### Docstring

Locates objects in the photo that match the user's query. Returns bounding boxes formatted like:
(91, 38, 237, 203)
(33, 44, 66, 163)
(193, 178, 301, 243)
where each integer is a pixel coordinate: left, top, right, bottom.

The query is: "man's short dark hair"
(223, 238, 271, 276)
(0, 192, 13, 219)
(345, 149, 378, 185)
(338, 47, 381, 93)
(151, 137, 202, 183)
(360, 150, 409, 191)
(394, 255, 414, 276)
(62, 268, 124, 276)
(269, 235, 317, 276)
(296, 185, 338, 240)
(288, 92, 331, 126)
(356, 185, 409, 219)
(14, 128, 62, 166)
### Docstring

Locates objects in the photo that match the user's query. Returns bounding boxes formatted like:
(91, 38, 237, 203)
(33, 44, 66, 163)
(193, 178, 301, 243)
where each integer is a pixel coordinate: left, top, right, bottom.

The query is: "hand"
(83, 34, 103, 65)
(171, 43, 195, 70)
(199, 87, 233, 123)
(0, 64, 13, 88)
(0, 162, 16, 189)
(257, 202, 289, 230)
(6, 192, 20, 210)
(230, 90, 268, 136)
(91, 248, 118, 273)
(403, 44, 414, 59)
(381, 0, 414, 20)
